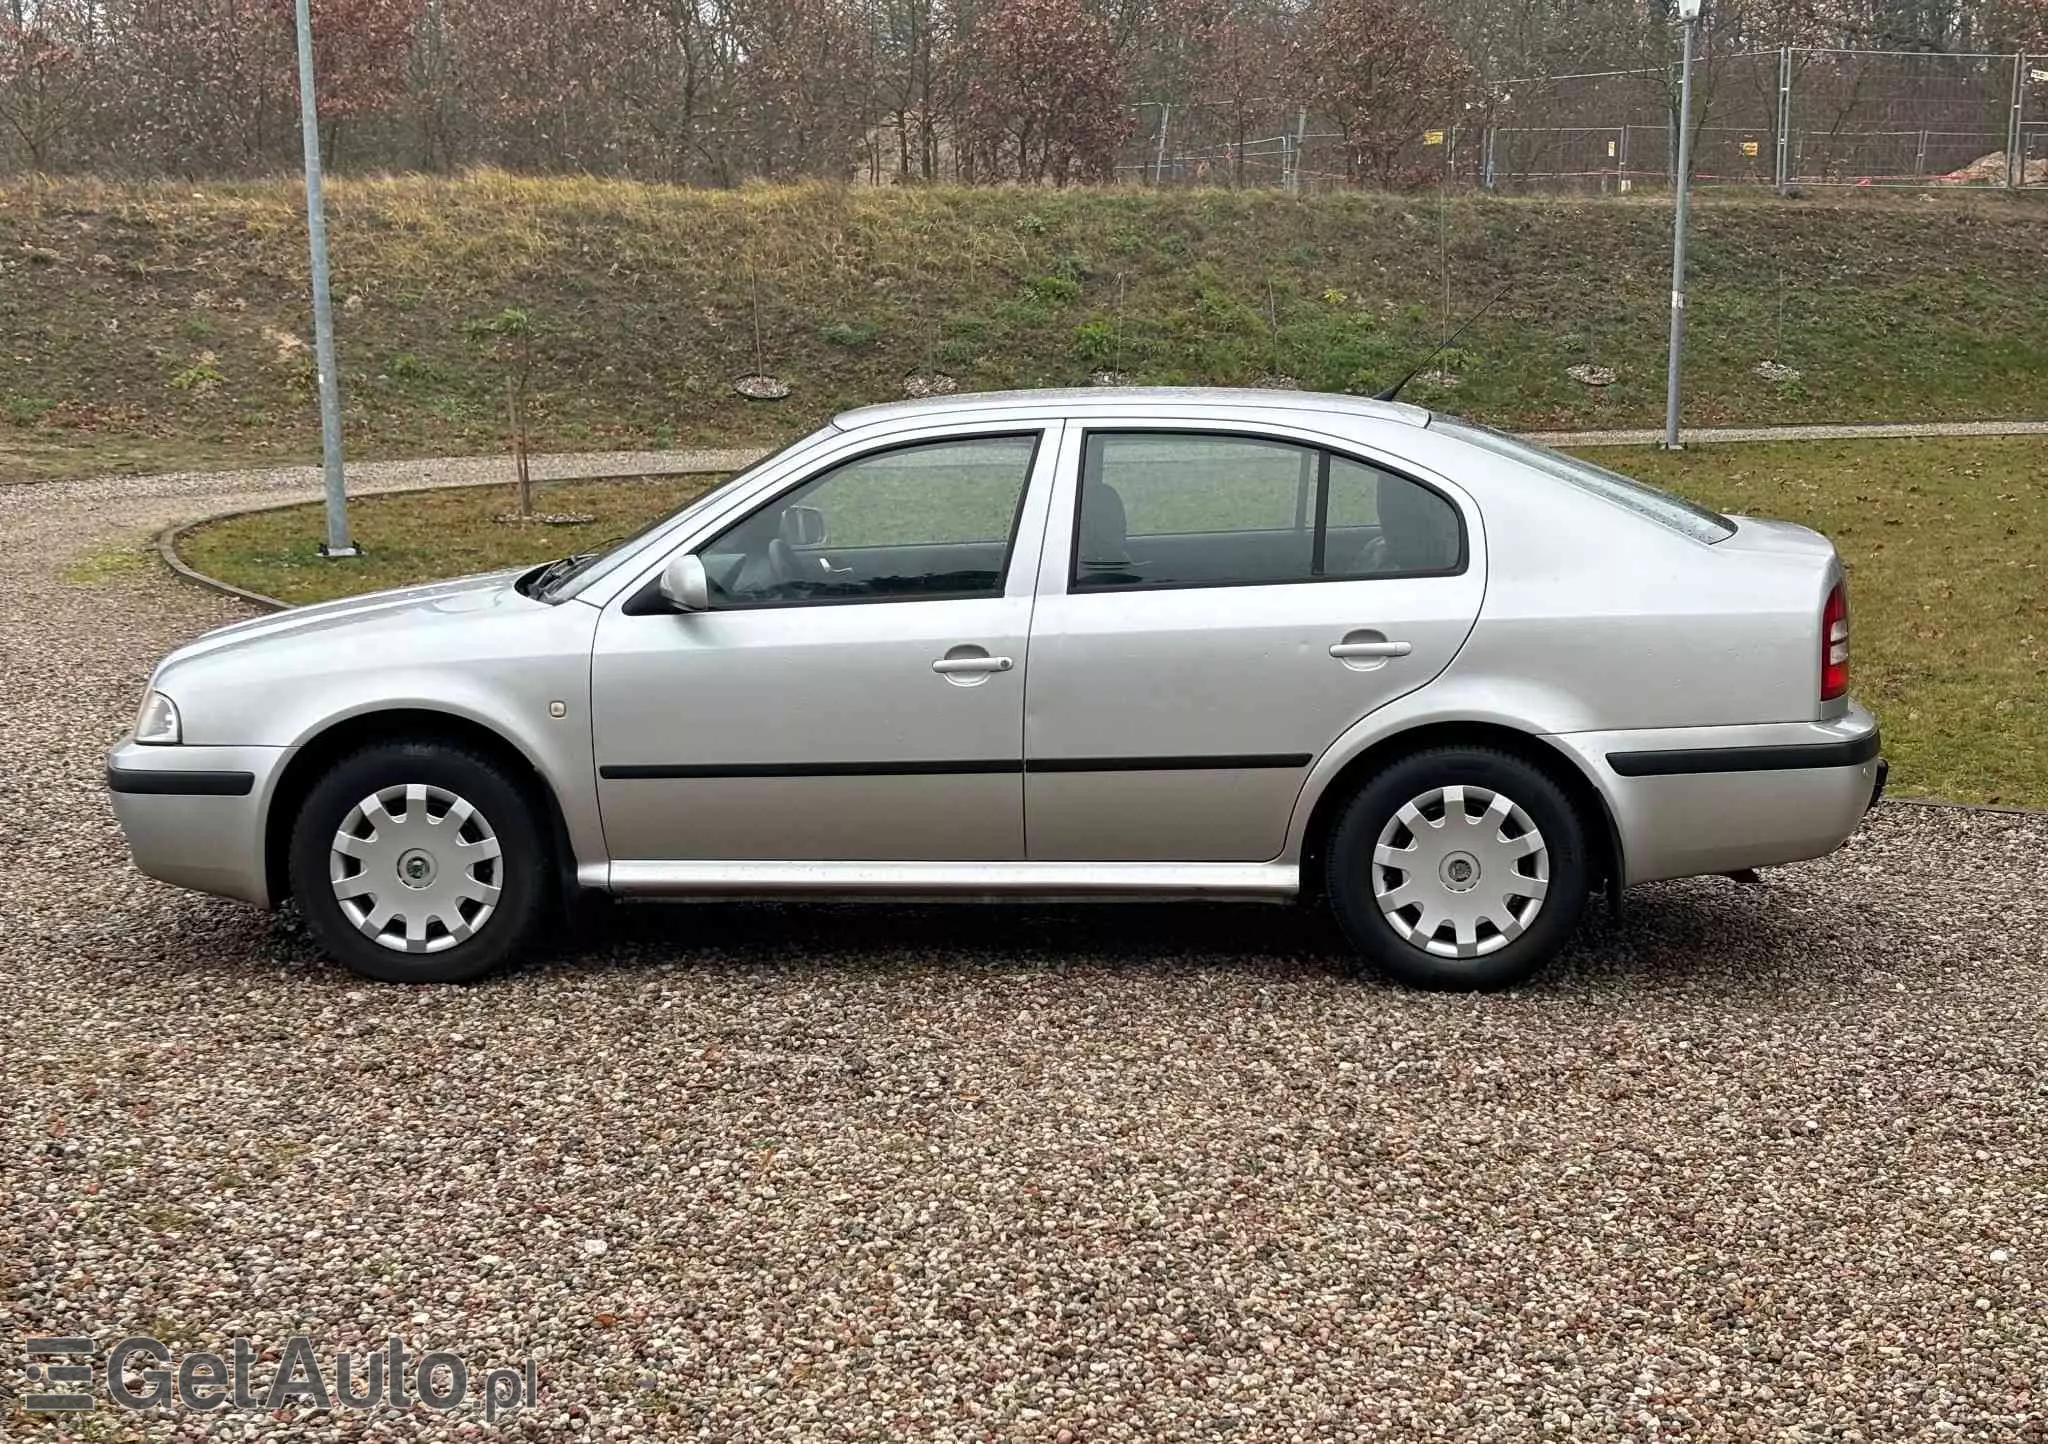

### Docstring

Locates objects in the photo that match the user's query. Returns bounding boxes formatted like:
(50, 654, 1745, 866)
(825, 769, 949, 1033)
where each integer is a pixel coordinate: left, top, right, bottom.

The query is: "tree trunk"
(507, 374, 532, 518)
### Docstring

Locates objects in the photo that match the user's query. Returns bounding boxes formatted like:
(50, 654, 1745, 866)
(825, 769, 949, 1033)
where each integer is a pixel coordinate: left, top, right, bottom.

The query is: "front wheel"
(287, 739, 550, 983)
(1325, 747, 1590, 990)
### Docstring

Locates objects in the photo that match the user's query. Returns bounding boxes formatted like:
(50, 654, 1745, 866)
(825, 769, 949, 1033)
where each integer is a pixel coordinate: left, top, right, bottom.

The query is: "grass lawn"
(174, 435, 2047, 808)
(178, 475, 722, 605)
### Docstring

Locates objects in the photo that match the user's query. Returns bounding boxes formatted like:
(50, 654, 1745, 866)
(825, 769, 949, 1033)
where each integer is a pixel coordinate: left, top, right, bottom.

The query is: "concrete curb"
(156, 504, 293, 612)
(1876, 794, 2046, 818)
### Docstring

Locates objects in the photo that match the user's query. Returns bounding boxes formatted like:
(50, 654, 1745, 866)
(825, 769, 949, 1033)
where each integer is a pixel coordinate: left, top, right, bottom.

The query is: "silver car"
(108, 389, 1883, 989)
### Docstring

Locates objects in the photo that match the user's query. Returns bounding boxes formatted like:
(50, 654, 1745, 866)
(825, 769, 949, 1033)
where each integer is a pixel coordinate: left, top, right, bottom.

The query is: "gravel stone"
(3, 462, 2046, 1440)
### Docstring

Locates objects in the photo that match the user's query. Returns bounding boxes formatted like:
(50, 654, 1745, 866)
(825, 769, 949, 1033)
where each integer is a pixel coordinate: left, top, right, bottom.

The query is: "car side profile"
(107, 388, 1883, 989)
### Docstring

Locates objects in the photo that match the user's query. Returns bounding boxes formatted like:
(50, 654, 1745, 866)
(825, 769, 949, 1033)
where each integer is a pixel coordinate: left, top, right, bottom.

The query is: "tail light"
(1820, 581, 1849, 701)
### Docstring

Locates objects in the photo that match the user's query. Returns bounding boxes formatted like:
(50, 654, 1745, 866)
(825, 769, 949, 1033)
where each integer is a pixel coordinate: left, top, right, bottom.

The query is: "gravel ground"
(4, 466, 2047, 1442)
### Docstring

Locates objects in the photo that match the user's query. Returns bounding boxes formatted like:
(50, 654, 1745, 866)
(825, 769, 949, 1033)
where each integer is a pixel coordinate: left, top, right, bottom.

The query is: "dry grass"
(4, 174, 2047, 480)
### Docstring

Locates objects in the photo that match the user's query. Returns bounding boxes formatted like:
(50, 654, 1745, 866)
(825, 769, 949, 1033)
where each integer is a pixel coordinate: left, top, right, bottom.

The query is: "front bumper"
(1549, 703, 1883, 886)
(105, 737, 288, 907)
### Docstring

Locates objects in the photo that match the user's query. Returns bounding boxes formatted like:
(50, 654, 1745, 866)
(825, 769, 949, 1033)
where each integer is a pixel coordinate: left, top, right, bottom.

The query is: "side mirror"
(656, 553, 710, 612)
(780, 505, 827, 547)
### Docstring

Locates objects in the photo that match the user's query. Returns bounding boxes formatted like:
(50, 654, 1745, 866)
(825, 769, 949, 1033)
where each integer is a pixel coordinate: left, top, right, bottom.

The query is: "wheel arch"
(1295, 720, 1623, 905)
(264, 707, 580, 911)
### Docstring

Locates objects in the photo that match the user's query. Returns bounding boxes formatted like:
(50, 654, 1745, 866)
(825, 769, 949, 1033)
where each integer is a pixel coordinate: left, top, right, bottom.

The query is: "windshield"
(1433, 418, 1736, 544)
(541, 437, 813, 600)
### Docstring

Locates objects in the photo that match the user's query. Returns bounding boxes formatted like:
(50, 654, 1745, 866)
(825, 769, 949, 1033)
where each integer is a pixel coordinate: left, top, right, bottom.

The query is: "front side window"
(1072, 431, 1464, 591)
(700, 434, 1037, 606)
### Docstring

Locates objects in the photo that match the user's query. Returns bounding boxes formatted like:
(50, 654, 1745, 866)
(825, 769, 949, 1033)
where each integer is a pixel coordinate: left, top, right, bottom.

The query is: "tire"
(1325, 746, 1590, 990)
(287, 738, 551, 983)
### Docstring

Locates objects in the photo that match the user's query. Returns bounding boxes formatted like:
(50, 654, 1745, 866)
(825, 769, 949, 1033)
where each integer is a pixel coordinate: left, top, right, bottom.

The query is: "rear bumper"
(1548, 704, 1883, 886)
(105, 738, 286, 907)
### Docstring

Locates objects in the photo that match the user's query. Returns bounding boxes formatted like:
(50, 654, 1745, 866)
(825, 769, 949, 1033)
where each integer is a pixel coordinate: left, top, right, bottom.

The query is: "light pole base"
(1658, 440, 1687, 452)
(318, 543, 363, 559)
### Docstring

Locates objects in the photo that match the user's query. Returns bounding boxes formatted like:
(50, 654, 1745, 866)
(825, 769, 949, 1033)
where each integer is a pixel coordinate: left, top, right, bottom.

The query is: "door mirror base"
(656, 554, 711, 612)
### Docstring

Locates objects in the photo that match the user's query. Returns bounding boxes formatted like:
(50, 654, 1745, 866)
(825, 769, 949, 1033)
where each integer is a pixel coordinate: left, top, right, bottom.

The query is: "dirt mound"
(1938, 150, 2048, 184)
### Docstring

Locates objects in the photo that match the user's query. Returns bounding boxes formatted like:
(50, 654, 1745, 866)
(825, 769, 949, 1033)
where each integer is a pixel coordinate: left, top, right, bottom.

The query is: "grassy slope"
(3, 174, 2047, 481)
(175, 436, 2048, 809)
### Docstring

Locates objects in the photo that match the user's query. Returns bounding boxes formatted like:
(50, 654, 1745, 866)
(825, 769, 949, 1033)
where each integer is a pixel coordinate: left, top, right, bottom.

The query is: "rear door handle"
(1330, 640, 1412, 659)
(932, 655, 1014, 675)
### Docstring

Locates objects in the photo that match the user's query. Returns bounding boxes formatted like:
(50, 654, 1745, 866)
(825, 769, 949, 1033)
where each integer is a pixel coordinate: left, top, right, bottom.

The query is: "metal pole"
(2009, 52, 2025, 189)
(1775, 46, 1792, 192)
(1663, 16, 1697, 451)
(295, 0, 355, 556)
(1153, 103, 1170, 185)
(2021, 54, 2032, 189)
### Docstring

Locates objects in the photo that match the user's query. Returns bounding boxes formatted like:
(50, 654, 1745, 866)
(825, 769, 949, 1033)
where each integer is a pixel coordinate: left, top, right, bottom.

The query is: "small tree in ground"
(468, 307, 537, 519)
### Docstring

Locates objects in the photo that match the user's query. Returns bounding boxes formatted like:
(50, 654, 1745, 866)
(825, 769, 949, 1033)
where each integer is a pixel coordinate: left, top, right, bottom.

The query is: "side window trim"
(691, 429, 1046, 612)
(1066, 427, 1469, 595)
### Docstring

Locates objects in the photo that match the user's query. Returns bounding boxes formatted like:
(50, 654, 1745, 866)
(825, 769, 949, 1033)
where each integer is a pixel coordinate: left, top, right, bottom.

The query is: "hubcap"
(328, 783, 502, 954)
(1371, 784, 1549, 959)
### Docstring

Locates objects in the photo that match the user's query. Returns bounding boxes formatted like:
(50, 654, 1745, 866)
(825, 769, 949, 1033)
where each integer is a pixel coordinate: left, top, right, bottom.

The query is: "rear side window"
(1434, 418, 1735, 543)
(1072, 431, 1465, 591)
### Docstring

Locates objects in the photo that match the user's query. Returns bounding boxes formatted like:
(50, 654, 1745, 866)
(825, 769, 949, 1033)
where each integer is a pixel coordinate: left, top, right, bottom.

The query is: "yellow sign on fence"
(1741, 139, 1760, 156)
(1423, 130, 1445, 146)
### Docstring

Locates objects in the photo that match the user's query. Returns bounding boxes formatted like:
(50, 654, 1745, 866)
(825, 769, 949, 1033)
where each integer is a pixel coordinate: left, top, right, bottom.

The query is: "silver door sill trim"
(602, 859, 1300, 900)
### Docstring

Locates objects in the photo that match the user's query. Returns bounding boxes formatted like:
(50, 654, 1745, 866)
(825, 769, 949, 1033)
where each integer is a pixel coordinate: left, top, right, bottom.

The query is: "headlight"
(134, 690, 181, 745)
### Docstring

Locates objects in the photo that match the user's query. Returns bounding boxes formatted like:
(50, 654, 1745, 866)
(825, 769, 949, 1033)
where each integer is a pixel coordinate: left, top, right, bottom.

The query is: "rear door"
(1023, 423, 1485, 862)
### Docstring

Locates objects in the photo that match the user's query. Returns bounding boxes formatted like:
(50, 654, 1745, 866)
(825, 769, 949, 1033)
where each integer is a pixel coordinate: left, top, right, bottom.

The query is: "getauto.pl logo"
(22, 1335, 539, 1421)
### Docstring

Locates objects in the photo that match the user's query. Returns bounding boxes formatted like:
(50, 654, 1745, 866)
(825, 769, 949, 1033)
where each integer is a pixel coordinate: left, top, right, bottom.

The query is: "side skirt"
(585, 860, 1300, 904)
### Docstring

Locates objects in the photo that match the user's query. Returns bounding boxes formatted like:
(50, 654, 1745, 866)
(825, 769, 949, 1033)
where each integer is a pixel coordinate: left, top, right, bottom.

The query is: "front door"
(1023, 426, 1485, 862)
(591, 429, 1056, 861)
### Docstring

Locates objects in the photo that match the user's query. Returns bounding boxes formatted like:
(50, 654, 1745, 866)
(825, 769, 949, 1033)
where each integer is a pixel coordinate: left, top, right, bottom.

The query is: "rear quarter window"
(1434, 418, 1735, 544)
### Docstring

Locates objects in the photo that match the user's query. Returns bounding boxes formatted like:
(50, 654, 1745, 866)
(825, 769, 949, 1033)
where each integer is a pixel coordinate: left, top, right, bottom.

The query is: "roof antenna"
(1374, 281, 1513, 402)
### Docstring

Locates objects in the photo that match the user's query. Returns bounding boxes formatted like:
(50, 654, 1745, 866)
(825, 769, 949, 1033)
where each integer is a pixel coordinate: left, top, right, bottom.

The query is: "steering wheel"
(768, 538, 827, 592)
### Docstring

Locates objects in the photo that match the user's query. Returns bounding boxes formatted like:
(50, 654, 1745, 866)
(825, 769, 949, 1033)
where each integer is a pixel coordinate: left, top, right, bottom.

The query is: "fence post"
(1293, 108, 1309, 188)
(1154, 104, 1170, 185)
(1482, 127, 1496, 191)
(2010, 53, 2025, 189)
(1775, 47, 1792, 192)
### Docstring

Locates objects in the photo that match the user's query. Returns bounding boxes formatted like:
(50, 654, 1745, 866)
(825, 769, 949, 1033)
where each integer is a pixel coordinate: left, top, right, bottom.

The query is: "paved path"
(12, 417, 2045, 517)
(4, 446, 760, 510)
(1525, 418, 2048, 447)
(4, 433, 2048, 1442)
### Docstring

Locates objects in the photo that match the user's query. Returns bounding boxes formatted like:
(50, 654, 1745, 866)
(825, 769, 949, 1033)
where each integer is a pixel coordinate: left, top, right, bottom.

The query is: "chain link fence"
(1119, 48, 2043, 193)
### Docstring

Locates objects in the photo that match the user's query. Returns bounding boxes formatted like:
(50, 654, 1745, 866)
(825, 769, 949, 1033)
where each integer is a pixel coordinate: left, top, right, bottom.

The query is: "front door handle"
(932, 655, 1014, 675)
(1330, 640, 1412, 659)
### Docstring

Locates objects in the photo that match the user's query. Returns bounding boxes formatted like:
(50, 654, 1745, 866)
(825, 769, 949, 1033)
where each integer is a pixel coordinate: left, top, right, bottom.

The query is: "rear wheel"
(288, 739, 550, 983)
(1325, 747, 1590, 990)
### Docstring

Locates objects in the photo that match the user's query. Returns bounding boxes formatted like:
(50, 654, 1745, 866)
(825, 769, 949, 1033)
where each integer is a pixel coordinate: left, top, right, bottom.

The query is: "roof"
(833, 386, 1433, 431)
